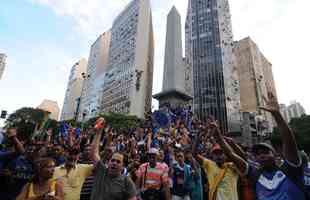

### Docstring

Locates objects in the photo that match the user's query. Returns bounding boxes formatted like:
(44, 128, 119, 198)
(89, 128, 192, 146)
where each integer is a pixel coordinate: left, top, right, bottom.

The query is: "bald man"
(90, 119, 137, 200)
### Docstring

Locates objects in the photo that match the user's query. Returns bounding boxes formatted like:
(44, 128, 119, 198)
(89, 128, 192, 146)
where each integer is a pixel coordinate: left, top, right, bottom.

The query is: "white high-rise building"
(92, 72, 106, 116)
(279, 101, 306, 123)
(287, 101, 306, 120)
(79, 31, 111, 120)
(279, 104, 290, 123)
(101, 0, 154, 118)
(61, 59, 87, 121)
(0, 53, 7, 80)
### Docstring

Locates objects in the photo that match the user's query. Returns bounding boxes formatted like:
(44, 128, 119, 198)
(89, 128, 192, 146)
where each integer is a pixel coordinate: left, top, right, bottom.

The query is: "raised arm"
(224, 136, 247, 160)
(260, 92, 300, 165)
(192, 128, 205, 165)
(146, 131, 152, 152)
(54, 179, 65, 200)
(91, 118, 106, 163)
(8, 128, 25, 154)
(211, 123, 248, 174)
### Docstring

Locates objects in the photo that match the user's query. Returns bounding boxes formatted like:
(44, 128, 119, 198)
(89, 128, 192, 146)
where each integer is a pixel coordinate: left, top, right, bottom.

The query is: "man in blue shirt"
(171, 151, 194, 200)
(0, 128, 25, 169)
(210, 92, 309, 200)
(0, 128, 28, 200)
(301, 151, 310, 195)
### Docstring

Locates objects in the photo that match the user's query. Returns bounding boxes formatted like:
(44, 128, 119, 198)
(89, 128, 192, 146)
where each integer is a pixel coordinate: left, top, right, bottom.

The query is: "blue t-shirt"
(248, 161, 306, 200)
(304, 163, 310, 194)
(0, 151, 16, 169)
(5, 155, 34, 199)
(55, 155, 65, 166)
(172, 163, 193, 196)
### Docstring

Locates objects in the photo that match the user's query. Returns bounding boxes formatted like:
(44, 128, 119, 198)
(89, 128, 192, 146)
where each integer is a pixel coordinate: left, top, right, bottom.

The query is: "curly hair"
(32, 157, 55, 183)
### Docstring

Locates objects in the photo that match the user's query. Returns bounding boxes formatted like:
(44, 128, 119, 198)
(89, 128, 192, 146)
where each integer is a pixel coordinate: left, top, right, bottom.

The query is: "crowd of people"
(0, 93, 310, 200)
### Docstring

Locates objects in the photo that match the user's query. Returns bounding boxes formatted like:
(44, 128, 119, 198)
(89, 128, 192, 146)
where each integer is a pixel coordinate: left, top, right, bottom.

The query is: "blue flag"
(60, 123, 69, 139)
(153, 111, 169, 128)
(75, 128, 81, 137)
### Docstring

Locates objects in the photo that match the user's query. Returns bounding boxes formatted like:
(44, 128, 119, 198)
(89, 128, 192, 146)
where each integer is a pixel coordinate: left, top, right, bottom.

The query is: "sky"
(0, 0, 309, 125)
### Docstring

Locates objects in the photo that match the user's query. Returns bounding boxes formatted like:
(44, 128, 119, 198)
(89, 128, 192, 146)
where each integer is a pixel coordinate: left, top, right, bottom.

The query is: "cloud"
(29, 0, 126, 40)
(28, 0, 310, 113)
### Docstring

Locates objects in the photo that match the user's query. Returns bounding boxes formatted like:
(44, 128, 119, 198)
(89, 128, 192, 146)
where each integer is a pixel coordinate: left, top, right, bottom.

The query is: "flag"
(75, 128, 81, 137)
(60, 123, 69, 139)
(153, 111, 169, 128)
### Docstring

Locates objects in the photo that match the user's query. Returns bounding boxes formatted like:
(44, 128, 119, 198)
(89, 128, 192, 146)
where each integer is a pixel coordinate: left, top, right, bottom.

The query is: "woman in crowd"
(16, 157, 64, 200)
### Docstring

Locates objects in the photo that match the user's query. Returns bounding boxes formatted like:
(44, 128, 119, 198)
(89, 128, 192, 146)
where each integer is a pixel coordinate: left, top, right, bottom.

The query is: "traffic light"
(1, 110, 7, 119)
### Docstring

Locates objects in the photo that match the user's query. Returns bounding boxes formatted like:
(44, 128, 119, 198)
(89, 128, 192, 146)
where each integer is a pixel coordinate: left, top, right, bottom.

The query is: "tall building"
(101, 0, 154, 118)
(153, 6, 192, 107)
(183, 58, 194, 97)
(0, 53, 7, 80)
(92, 73, 106, 116)
(37, 100, 60, 121)
(279, 103, 290, 123)
(185, 0, 241, 132)
(233, 37, 277, 144)
(61, 59, 87, 121)
(287, 101, 306, 120)
(279, 101, 306, 123)
(79, 31, 111, 120)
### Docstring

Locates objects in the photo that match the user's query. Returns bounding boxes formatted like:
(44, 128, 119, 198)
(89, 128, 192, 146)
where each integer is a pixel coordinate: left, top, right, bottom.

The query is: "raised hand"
(260, 92, 279, 114)
(7, 128, 17, 138)
(94, 117, 106, 130)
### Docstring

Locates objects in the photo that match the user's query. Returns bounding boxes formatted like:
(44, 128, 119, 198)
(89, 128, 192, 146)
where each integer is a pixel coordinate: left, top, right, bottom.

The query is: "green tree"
(5, 107, 50, 142)
(84, 112, 142, 133)
(290, 115, 310, 153)
(271, 115, 310, 153)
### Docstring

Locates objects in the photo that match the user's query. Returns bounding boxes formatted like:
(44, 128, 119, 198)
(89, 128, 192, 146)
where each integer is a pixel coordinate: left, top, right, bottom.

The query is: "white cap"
(148, 148, 159, 155)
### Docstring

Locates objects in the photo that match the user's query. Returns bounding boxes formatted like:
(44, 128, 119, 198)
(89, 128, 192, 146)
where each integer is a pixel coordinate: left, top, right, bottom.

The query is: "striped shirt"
(137, 162, 169, 190)
(80, 174, 95, 200)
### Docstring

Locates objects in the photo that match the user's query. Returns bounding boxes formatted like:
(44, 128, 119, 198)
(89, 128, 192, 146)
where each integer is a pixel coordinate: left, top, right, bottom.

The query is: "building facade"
(101, 0, 154, 119)
(0, 53, 7, 80)
(61, 59, 87, 121)
(78, 32, 111, 120)
(37, 100, 60, 121)
(287, 101, 306, 121)
(280, 101, 306, 123)
(279, 103, 290, 123)
(185, 0, 241, 132)
(233, 37, 277, 132)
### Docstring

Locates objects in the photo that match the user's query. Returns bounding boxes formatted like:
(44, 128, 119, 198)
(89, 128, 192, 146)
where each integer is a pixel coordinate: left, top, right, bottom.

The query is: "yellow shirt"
(28, 179, 57, 198)
(54, 164, 93, 200)
(202, 159, 239, 200)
